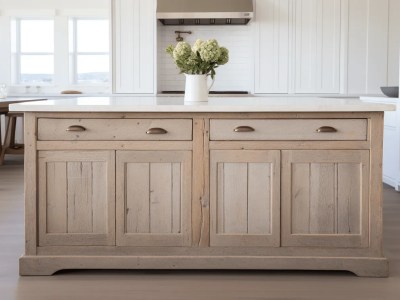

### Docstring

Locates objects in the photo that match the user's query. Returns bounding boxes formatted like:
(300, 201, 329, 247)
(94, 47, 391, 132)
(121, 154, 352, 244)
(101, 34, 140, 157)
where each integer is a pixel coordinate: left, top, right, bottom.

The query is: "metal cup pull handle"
(316, 126, 337, 133)
(66, 125, 86, 132)
(234, 126, 255, 133)
(146, 128, 168, 135)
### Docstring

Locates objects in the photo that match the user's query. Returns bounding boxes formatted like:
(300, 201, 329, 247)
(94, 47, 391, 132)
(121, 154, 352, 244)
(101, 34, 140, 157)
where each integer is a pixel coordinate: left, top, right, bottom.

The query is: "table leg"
(0, 115, 12, 165)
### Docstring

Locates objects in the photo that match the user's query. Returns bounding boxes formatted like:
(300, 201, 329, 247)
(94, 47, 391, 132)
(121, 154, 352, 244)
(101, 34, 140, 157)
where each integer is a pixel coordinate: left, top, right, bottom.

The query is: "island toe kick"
(19, 111, 389, 277)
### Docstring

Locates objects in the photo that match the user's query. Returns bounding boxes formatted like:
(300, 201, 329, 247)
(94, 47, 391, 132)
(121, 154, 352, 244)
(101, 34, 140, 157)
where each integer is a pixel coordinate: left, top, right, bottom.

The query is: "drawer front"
(210, 119, 368, 141)
(38, 119, 193, 141)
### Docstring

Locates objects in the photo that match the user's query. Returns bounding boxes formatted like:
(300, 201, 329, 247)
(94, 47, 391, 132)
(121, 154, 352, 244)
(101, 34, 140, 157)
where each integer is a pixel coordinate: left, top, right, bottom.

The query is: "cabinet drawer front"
(38, 119, 193, 141)
(210, 119, 367, 141)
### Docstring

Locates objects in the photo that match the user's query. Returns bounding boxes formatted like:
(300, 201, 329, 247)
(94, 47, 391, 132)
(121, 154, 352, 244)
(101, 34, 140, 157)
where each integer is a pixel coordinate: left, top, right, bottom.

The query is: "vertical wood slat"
(192, 118, 210, 247)
(291, 163, 310, 234)
(24, 113, 37, 255)
(217, 163, 225, 234)
(222, 163, 248, 234)
(309, 163, 336, 234)
(67, 162, 93, 234)
(248, 163, 271, 234)
(46, 162, 67, 234)
(150, 163, 173, 234)
(337, 163, 361, 234)
(92, 162, 108, 234)
(171, 163, 181, 234)
(126, 163, 150, 234)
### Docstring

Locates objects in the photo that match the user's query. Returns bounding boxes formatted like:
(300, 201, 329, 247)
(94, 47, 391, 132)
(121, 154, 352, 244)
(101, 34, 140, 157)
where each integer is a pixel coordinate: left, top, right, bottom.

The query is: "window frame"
(13, 17, 55, 86)
(69, 17, 110, 86)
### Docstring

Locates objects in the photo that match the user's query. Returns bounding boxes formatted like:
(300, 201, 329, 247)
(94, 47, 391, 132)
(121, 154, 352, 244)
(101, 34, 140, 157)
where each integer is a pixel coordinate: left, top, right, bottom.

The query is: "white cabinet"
(361, 96, 400, 191)
(382, 102, 400, 191)
(254, 0, 341, 94)
(254, 0, 290, 93)
(293, 0, 341, 93)
(254, 0, 400, 95)
(113, 0, 156, 94)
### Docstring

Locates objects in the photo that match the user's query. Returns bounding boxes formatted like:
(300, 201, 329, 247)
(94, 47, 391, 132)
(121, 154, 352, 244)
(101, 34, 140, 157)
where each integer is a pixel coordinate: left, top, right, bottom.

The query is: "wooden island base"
(18, 110, 389, 277)
(20, 255, 389, 277)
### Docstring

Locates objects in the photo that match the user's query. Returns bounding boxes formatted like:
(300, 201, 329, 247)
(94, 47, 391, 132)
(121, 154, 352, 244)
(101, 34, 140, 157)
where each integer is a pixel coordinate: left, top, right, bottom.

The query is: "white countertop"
(9, 96, 396, 112)
(361, 96, 399, 104)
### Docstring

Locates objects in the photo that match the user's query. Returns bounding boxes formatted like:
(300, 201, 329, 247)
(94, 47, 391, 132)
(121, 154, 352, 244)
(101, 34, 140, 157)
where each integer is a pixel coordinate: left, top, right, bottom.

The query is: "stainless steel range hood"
(157, 0, 253, 26)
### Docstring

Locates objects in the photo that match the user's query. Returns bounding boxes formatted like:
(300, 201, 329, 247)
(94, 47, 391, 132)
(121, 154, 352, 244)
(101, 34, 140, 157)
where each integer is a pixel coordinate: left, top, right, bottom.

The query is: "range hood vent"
(157, 0, 254, 26)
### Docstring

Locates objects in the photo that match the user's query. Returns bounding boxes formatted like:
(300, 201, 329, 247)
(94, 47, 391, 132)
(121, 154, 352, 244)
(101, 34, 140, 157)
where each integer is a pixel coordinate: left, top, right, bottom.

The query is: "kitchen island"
(10, 96, 395, 277)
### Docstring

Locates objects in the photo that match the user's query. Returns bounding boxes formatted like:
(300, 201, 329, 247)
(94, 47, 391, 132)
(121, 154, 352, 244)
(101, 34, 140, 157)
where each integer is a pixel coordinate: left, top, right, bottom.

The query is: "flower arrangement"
(166, 39, 229, 79)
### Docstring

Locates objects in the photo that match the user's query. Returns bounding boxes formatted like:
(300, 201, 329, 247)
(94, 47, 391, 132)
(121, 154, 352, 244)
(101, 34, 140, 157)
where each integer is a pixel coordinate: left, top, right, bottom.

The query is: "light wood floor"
(1, 156, 400, 300)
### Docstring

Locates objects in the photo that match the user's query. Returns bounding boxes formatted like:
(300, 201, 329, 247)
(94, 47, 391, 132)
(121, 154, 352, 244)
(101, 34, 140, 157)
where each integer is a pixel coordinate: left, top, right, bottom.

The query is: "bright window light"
(13, 19, 54, 84)
(70, 19, 110, 84)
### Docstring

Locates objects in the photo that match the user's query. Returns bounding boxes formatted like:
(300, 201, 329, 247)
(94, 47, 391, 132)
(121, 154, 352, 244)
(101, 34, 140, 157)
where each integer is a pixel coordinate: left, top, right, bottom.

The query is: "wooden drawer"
(210, 119, 368, 141)
(38, 119, 193, 141)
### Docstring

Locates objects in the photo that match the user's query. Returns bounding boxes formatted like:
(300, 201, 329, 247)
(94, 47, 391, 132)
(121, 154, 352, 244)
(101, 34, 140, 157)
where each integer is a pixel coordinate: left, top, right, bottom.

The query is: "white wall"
(388, 0, 400, 86)
(157, 25, 254, 93)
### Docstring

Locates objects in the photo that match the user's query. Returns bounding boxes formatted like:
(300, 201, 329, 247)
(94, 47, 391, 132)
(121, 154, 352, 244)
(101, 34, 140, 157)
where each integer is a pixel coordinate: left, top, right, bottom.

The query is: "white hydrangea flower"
(198, 39, 222, 62)
(173, 42, 192, 61)
(165, 39, 229, 78)
(192, 39, 205, 53)
(217, 47, 229, 65)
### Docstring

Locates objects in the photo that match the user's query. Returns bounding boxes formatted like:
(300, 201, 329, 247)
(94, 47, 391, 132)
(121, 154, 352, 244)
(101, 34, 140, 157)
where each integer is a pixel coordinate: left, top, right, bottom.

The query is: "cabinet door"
(294, 0, 341, 93)
(113, 0, 155, 93)
(116, 151, 191, 246)
(254, 0, 289, 93)
(38, 151, 115, 246)
(210, 150, 280, 247)
(282, 150, 369, 247)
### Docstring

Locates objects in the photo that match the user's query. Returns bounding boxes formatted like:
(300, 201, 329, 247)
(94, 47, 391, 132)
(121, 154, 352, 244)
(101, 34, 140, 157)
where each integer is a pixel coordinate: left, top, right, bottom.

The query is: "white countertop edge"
(9, 96, 396, 112)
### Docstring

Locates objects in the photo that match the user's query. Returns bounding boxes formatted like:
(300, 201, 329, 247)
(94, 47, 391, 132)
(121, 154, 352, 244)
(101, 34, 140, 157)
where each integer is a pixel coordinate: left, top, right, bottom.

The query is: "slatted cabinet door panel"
(116, 151, 192, 247)
(281, 150, 369, 248)
(38, 151, 115, 246)
(210, 150, 280, 247)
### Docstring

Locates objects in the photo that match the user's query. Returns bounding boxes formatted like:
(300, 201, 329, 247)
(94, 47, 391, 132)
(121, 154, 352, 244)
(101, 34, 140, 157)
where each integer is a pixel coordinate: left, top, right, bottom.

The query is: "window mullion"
(73, 18, 78, 84)
(15, 19, 21, 85)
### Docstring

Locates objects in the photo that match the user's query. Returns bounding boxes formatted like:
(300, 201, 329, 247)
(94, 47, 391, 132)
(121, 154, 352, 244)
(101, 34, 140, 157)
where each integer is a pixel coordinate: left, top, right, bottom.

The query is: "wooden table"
(0, 98, 46, 164)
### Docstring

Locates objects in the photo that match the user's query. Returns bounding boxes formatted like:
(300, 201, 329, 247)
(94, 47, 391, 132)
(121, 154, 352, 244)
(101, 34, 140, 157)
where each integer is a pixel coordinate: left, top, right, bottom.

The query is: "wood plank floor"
(1, 156, 399, 300)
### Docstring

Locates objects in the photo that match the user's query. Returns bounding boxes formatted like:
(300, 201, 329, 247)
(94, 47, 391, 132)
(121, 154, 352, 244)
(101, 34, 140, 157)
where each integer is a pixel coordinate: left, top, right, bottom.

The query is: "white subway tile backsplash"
(157, 25, 253, 92)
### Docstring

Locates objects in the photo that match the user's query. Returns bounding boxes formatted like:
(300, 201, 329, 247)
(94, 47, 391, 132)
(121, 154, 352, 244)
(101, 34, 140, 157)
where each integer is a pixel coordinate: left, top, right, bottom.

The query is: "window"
(69, 19, 110, 84)
(12, 19, 54, 84)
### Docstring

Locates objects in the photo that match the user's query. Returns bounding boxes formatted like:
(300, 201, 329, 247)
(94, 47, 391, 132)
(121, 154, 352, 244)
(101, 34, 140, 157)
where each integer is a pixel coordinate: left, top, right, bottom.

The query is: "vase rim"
(184, 73, 208, 76)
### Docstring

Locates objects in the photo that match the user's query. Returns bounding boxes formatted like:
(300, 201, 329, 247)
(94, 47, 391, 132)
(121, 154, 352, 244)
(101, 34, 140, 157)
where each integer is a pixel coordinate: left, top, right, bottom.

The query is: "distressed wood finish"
(38, 151, 115, 246)
(116, 151, 192, 247)
(23, 113, 37, 255)
(210, 119, 368, 141)
(20, 111, 388, 277)
(38, 118, 193, 141)
(210, 150, 280, 247)
(281, 150, 369, 248)
(191, 118, 210, 247)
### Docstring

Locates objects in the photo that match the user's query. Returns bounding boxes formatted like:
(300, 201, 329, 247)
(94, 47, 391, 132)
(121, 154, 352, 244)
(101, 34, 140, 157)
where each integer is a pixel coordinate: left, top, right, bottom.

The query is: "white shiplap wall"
(157, 25, 254, 93)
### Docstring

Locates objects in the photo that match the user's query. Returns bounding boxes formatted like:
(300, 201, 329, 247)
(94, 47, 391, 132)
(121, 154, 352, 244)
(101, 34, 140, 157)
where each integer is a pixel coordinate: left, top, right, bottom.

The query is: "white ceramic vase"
(184, 74, 215, 103)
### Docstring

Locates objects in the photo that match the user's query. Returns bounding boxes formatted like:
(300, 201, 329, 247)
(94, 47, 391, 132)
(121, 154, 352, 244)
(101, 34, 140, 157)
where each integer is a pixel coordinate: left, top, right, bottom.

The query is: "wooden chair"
(0, 113, 24, 165)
